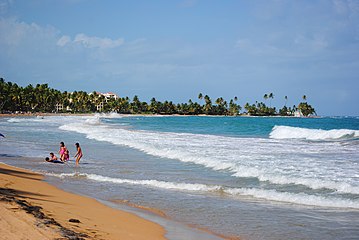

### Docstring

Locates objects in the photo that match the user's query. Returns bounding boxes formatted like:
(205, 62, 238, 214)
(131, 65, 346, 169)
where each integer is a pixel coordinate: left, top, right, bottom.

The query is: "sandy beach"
(0, 163, 166, 240)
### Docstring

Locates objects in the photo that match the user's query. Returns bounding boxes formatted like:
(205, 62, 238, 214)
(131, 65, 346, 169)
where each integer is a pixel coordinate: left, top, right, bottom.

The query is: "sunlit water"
(1, 115, 358, 239)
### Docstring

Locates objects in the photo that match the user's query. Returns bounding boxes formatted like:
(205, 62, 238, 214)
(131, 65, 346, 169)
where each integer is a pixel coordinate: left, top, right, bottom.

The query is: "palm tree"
(203, 95, 212, 115)
(198, 93, 203, 100)
(229, 99, 241, 116)
(150, 97, 158, 114)
(269, 93, 274, 107)
(284, 96, 288, 107)
(198, 93, 203, 110)
(131, 95, 141, 113)
(298, 102, 315, 116)
(263, 94, 268, 103)
(302, 95, 307, 101)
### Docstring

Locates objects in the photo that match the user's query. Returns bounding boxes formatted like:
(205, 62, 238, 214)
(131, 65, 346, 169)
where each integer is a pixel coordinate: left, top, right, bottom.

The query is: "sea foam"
(59, 119, 359, 196)
(270, 125, 359, 140)
(47, 172, 359, 209)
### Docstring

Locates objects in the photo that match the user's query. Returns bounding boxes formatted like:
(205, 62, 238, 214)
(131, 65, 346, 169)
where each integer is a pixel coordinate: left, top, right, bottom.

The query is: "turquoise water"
(107, 115, 359, 137)
(0, 115, 358, 239)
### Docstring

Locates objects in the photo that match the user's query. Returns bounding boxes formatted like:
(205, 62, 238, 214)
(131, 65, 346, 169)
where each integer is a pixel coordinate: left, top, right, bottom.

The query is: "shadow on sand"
(0, 165, 88, 240)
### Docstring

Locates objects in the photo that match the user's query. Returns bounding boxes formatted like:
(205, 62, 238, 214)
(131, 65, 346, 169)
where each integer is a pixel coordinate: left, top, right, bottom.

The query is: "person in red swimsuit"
(59, 142, 66, 162)
(59, 142, 69, 162)
(74, 142, 83, 166)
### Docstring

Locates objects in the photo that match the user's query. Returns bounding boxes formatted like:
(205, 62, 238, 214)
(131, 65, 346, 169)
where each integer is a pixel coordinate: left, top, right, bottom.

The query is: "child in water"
(59, 142, 69, 162)
(45, 153, 63, 164)
(64, 149, 70, 161)
(74, 142, 83, 166)
(50, 152, 58, 161)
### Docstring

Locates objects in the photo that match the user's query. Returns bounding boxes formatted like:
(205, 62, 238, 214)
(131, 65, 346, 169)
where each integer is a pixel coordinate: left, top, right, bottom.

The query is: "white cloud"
(0, 17, 57, 46)
(73, 33, 124, 49)
(56, 33, 125, 49)
(57, 35, 71, 46)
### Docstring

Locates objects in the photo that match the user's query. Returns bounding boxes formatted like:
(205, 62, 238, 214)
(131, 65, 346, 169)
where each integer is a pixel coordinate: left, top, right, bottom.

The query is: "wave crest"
(270, 125, 359, 140)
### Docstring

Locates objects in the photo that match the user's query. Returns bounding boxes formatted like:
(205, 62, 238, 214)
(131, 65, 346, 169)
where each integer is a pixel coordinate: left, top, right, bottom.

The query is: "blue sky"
(0, 0, 358, 116)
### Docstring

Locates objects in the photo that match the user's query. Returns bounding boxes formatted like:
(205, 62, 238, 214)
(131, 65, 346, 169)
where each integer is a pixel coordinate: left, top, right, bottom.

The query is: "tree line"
(0, 78, 316, 116)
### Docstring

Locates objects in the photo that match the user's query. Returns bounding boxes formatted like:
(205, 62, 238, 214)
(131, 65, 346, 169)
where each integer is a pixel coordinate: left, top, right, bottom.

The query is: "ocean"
(0, 115, 358, 239)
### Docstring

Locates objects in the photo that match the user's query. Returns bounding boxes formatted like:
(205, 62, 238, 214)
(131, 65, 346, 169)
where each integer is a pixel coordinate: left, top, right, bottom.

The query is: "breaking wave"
(269, 125, 359, 141)
(59, 119, 359, 196)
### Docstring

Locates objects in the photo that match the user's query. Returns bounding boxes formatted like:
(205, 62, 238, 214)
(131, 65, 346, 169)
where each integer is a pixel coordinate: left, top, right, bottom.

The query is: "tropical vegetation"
(0, 78, 316, 116)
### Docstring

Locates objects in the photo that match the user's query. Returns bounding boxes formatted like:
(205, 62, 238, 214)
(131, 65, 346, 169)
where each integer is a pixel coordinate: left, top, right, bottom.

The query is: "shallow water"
(0, 115, 358, 239)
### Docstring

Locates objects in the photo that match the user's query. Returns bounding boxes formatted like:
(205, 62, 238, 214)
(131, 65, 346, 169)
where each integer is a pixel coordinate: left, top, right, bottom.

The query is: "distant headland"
(0, 78, 316, 117)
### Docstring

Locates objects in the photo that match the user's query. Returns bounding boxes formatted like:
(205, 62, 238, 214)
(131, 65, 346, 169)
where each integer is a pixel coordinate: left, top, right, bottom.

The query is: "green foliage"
(297, 102, 316, 116)
(0, 79, 63, 113)
(0, 78, 316, 116)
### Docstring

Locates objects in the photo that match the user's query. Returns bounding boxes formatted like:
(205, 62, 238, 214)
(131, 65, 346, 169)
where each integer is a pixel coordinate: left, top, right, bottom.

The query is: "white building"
(55, 103, 63, 112)
(96, 101, 104, 111)
(94, 92, 119, 111)
(97, 92, 119, 102)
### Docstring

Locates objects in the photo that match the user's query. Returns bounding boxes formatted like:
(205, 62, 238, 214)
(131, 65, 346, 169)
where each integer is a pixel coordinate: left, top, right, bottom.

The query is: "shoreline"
(0, 159, 229, 240)
(0, 112, 321, 118)
(0, 162, 166, 240)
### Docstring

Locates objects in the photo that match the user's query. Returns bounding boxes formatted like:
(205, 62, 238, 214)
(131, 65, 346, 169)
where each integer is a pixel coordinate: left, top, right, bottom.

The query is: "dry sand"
(0, 163, 166, 240)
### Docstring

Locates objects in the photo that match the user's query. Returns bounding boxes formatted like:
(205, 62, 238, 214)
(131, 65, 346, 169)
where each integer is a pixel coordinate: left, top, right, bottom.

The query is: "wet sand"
(0, 163, 166, 240)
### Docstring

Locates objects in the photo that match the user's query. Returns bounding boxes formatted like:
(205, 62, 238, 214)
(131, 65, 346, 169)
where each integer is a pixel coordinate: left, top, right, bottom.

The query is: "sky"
(0, 0, 358, 116)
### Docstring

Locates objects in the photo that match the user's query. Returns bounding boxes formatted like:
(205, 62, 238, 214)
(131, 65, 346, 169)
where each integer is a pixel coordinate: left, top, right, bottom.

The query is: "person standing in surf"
(74, 142, 83, 166)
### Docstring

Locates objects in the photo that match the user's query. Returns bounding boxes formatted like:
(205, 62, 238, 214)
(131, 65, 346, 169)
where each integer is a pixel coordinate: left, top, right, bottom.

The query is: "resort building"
(55, 103, 72, 112)
(96, 92, 119, 102)
(93, 92, 120, 112)
(55, 103, 63, 112)
(96, 101, 104, 112)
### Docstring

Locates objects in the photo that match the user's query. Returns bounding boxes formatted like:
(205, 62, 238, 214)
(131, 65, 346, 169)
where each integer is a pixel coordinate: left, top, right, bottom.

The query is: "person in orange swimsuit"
(50, 152, 58, 161)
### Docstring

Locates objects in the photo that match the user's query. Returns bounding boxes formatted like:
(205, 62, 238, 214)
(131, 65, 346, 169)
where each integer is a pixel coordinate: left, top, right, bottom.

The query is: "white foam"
(270, 125, 359, 140)
(7, 116, 86, 125)
(94, 112, 123, 118)
(7, 118, 43, 123)
(48, 172, 359, 209)
(85, 117, 101, 125)
(48, 172, 221, 192)
(225, 188, 359, 209)
(59, 121, 359, 196)
(232, 169, 359, 195)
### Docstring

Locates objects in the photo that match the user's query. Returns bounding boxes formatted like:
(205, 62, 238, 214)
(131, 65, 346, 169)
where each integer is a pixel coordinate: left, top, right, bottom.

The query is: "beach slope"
(0, 163, 166, 240)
